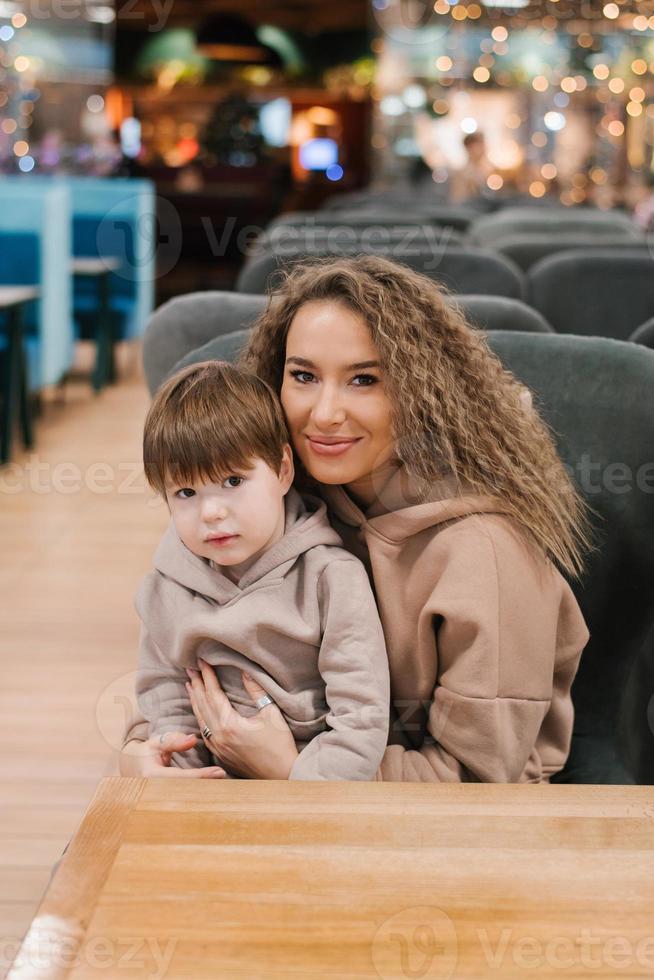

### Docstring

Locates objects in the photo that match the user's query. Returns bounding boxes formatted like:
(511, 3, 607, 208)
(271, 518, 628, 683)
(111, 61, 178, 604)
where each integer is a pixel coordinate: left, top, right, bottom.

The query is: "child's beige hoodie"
(135, 488, 390, 781)
(319, 462, 590, 783)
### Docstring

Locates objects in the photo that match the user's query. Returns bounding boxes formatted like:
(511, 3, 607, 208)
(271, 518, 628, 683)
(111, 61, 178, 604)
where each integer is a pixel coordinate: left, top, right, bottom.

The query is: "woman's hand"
(185, 660, 299, 780)
(118, 731, 227, 778)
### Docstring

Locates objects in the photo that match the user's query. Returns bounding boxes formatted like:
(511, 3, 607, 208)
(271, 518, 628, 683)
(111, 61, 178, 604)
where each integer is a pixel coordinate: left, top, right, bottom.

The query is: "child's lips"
(206, 534, 239, 546)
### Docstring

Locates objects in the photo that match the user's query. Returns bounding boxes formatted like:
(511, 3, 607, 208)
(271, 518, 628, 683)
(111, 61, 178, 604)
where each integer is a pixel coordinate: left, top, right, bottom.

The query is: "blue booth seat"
(0, 180, 73, 391)
(0, 232, 41, 394)
(64, 177, 155, 345)
(72, 215, 137, 344)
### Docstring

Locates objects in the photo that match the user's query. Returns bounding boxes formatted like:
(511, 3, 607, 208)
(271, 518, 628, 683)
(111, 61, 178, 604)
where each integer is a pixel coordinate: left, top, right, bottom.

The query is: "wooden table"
(9, 779, 654, 979)
(0, 286, 38, 464)
(71, 258, 121, 392)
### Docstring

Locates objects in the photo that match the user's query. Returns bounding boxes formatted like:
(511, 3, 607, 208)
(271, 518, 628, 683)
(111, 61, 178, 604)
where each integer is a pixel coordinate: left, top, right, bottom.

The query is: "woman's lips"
(306, 436, 362, 457)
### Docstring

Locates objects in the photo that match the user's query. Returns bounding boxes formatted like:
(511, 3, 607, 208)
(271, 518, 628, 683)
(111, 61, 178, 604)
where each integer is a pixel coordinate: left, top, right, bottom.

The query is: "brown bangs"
(143, 360, 289, 498)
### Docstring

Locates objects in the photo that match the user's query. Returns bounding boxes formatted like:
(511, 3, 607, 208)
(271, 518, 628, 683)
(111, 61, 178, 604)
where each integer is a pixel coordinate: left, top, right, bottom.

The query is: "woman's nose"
(310, 384, 347, 428)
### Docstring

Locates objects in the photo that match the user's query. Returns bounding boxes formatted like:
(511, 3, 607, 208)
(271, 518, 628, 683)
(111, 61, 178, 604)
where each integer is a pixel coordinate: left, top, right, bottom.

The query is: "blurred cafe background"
(3, 0, 654, 969)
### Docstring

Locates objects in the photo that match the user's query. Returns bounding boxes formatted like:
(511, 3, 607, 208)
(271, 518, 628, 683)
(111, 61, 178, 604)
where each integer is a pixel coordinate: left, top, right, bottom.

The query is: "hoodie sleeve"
(289, 558, 391, 781)
(376, 519, 588, 783)
(136, 620, 214, 771)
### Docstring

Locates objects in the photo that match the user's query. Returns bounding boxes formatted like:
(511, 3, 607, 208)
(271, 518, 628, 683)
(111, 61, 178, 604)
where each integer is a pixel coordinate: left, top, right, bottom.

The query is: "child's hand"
(119, 731, 227, 778)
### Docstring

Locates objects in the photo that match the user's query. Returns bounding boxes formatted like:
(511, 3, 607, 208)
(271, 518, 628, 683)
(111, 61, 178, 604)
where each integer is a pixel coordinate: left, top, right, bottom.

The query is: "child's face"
(165, 446, 294, 577)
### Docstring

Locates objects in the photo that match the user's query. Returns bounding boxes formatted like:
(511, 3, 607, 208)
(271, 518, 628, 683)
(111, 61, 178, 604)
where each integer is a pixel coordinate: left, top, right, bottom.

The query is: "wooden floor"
(0, 345, 168, 978)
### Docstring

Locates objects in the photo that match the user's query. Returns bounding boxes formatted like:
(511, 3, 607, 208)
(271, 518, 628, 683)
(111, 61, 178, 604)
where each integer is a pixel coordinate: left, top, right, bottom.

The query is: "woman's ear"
(279, 444, 295, 494)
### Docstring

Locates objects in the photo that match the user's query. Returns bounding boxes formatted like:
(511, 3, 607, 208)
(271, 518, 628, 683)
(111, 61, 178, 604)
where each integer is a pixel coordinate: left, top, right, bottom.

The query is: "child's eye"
(223, 476, 244, 488)
(289, 369, 315, 384)
(175, 488, 195, 499)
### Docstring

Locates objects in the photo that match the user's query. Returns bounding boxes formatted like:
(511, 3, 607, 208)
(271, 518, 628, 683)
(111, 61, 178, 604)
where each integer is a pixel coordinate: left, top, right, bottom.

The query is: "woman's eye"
(223, 476, 244, 488)
(175, 488, 195, 499)
(352, 374, 378, 387)
(289, 369, 315, 384)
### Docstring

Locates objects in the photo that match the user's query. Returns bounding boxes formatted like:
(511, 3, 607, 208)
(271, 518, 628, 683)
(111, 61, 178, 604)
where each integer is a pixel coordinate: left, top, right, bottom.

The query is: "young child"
(135, 359, 390, 780)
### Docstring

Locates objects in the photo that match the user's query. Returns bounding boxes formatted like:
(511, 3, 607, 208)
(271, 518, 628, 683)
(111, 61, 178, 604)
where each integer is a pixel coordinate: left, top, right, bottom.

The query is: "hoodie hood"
(153, 486, 343, 602)
(319, 460, 510, 544)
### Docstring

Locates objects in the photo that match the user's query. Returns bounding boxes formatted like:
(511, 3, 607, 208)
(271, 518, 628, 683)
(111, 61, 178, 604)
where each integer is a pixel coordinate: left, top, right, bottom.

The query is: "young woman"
(121, 255, 590, 783)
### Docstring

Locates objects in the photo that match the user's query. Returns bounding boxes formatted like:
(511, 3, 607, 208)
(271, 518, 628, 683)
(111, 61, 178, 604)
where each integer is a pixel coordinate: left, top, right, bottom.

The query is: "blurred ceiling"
(116, 0, 369, 33)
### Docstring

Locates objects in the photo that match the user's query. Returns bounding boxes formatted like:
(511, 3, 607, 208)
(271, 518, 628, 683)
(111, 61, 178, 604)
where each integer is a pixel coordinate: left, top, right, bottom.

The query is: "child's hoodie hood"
(153, 487, 343, 603)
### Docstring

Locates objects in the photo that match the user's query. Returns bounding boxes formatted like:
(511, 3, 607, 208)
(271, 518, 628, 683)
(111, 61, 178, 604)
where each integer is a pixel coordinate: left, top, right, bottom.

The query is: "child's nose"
(202, 498, 228, 522)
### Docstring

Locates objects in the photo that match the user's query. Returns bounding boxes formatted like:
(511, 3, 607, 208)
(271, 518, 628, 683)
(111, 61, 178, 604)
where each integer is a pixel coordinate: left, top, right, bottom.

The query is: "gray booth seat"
(143, 291, 551, 395)
(629, 317, 654, 349)
(460, 295, 553, 333)
(236, 246, 526, 299)
(496, 234, 649, 272)
(251, 226, 463, 258)
(142, 291, 267, 396)
(469, 206, 640, 246)
(321, 190, 449, 210)
(269, 208, 475, 233)
(528, 249, 654, 341)
(157, 323, 654, 785)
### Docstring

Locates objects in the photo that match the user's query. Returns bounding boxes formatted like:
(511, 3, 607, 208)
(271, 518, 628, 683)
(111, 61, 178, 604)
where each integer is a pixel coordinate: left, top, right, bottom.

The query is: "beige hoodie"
(135, 488, 390, 780)
(319, 462, 590, 783)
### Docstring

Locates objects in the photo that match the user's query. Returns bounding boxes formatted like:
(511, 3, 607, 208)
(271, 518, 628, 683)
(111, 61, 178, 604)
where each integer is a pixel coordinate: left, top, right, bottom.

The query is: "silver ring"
(255, 694, 274, 711)
(201, 725, 213, 740)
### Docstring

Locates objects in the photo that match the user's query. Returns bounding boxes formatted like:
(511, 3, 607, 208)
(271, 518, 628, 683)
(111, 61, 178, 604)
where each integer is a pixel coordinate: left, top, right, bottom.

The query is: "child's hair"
(143, 360, 289, 497)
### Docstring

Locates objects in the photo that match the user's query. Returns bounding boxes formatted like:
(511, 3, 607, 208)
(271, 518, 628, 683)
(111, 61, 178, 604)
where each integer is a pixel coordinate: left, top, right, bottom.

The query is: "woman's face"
(280, 300, 396, 489)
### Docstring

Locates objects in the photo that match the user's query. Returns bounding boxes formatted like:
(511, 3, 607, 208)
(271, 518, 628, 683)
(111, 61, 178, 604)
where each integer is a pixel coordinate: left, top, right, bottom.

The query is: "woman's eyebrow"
(286, 356, 380, 370)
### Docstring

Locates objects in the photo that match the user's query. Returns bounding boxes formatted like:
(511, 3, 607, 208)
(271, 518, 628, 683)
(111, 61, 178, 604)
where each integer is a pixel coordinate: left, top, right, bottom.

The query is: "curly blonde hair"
(239, 254, 591, 578)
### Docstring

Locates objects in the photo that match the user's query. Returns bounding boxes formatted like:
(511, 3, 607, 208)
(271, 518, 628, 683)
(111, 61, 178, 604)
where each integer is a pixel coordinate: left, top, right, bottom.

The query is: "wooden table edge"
(8, 777, 146, 979)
